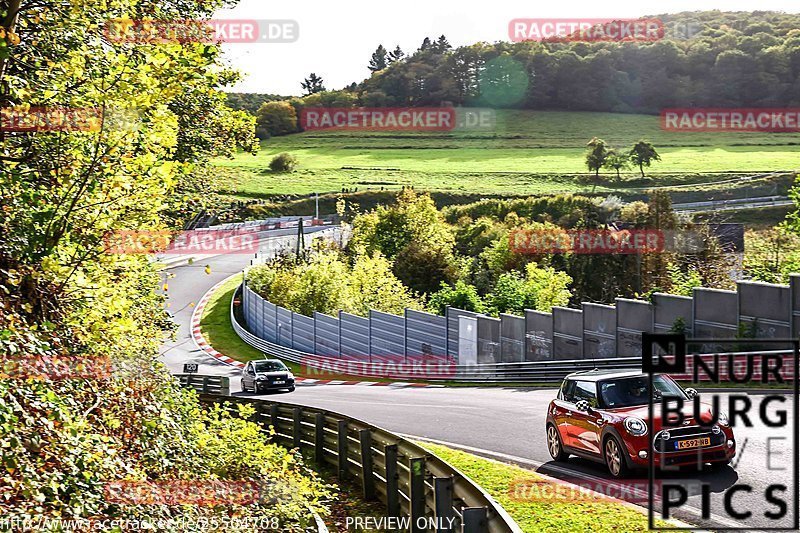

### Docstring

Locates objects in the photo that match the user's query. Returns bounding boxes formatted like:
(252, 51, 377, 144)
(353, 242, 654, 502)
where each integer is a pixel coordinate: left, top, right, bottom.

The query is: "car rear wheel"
(547, 424, 568, 461)
(604, 436, 629, 479)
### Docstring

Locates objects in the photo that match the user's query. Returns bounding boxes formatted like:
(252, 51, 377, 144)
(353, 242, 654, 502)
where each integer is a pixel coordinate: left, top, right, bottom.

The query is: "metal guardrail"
(176, 374, 230, 395)
(674, 195, 793, 212)
(192, 392, 521, 533)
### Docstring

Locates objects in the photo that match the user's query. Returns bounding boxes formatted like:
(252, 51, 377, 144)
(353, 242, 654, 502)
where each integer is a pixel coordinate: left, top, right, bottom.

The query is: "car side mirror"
(686, 388, 698, 399)
(575, 399, 590, 412)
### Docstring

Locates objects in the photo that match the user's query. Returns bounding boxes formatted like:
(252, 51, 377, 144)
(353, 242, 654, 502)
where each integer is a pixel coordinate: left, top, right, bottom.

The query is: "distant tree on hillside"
(604, 150, 631, 180)
(629, 140, 661, 177)
(255, 101, 298, 138)
(301, 73, 326, 95)
(432, 35, 452, 54)
(388, 45, 405, 64)
(369, 45, 388, 72)
(418, 37, 432, 52)
(585, 137, 610, 191)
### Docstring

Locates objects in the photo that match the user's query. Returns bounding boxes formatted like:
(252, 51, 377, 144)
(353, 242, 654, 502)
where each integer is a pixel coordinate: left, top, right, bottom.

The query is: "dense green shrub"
(743, 228, 800, 284)
(269, 152, 299, 172)
(428, 281, 486, 315)
(487, 264, 572, 315)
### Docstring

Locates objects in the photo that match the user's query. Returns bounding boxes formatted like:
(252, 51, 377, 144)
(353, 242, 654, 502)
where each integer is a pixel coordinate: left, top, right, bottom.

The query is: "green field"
(214, 110, 800, 197)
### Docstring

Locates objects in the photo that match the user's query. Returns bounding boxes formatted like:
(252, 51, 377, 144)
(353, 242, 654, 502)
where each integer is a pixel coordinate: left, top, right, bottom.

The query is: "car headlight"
(287, 373, 294, 379)
(256, 375, 266, 381)
(717, 412, 729, 427)
(624, 417, 648, 436)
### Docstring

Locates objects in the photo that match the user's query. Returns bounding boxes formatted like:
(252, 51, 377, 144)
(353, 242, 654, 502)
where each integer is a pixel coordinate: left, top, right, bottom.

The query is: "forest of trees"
(357, 12, 800, 112)
(231, 11, 800, 138)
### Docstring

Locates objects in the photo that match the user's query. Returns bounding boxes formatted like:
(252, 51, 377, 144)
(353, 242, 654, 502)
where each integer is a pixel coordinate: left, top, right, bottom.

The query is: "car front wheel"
(547, 424, 568, 461)
(604, 436, 630, 479)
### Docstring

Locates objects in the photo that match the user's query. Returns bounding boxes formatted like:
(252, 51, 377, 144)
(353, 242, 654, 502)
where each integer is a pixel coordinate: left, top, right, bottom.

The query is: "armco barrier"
(176, 374, 230, 395)
(192, 392, 522, 533)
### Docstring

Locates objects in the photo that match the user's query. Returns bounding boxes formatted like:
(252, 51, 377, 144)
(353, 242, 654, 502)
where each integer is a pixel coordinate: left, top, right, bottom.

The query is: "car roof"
(252, 359, 284, 365)
(564, 369, 646, 382)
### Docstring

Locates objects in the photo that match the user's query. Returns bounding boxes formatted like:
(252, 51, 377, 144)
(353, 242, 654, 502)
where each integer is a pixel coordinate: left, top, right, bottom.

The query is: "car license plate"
(675, 437, 711, 450)
(274, 380, 284, 384)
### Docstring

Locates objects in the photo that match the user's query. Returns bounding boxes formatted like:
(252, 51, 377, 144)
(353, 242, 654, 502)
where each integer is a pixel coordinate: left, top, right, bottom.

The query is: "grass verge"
(199, 275, 302, 373)
(199, 275, 395, 382)
(418, 442, 678, 532)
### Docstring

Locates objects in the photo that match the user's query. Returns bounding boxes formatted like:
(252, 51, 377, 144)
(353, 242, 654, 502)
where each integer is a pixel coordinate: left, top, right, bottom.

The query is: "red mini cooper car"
(546, 369, 735, 478)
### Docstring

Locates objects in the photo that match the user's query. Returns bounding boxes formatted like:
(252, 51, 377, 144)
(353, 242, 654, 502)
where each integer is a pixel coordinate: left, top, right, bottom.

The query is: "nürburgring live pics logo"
(642, 334, 799, 530)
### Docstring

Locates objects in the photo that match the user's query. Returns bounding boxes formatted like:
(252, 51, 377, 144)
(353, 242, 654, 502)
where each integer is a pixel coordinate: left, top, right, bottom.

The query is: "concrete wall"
(738, 281, 791, 339)
(406, 309, 447, 358)
(292, 312, 315, 354)
(525, 310, 553, 361)
(693, 288, 738, 338)
(500, 314, 525, 363)
(458, 316, 479, 366)
(276, 306, 293, 347)
(582, 303, 616, 359)
(447, 307, 479, 358)
(653, 293, 693, 336)
(314, 312, 339, 357)
(477, 316, 501, 364)
(616, 298, 654, 358)
(793, 275, 800, 339)
(553, 307, 583, 359)
(339, 312, 370, 359)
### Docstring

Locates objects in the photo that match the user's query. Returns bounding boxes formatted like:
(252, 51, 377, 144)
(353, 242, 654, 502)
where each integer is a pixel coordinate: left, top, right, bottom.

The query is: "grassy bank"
(198, 275, 300, 367)
(212, 110, 800, 198)
(418, 442, 677, 532)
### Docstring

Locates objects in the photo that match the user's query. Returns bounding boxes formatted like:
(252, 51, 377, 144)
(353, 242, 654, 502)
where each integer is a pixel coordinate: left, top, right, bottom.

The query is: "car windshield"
(599, 375, 687, 408)
(254, 361, 287, 373)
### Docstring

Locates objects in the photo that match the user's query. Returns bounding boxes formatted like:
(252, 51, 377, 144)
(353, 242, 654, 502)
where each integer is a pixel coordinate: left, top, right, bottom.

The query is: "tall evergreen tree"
(418, 37, 432, 52)
(433, 35, 451, 53)
(388, 45, 405, 64)
(300, 73, 326, 95)
(369, 45, 388, 72)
